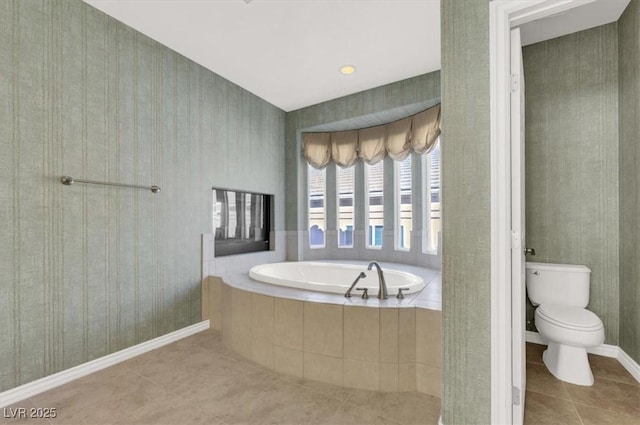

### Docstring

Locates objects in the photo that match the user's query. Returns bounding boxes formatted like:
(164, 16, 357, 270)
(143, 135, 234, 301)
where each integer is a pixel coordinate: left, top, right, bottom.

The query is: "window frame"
(421, 138, 441, 254)
(364, 161, 384, 250)
(307, 164, 327, 249)
(394, 155, 413, 252)
(336, 165, 355, 249)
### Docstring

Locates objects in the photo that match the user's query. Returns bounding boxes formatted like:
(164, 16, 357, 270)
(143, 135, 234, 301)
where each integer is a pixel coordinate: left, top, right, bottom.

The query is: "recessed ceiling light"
(339, 65, 356, 75)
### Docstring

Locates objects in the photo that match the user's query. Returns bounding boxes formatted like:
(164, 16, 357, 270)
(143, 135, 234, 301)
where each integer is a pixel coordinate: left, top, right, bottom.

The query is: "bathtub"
(249, 261, 424, 295)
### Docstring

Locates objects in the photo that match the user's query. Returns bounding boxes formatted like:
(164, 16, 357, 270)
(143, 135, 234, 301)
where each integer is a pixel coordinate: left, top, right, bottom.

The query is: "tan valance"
(386, 116, 413, 161)
(303, 132, 331, 169)
(358, 125, 387, 165)
(331, 130, 359, 167)
(302, 103, 440, 168)
(411, 104, 441, 154)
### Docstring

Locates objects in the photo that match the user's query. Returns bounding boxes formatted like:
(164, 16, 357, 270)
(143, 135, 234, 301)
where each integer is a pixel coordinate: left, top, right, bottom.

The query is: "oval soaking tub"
(249, 261, 424, 295)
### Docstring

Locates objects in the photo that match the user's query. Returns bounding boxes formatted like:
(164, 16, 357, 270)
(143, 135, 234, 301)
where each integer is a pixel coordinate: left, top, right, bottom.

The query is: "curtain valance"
(303, 104, 441, 169)
(303, 132, 332, 169)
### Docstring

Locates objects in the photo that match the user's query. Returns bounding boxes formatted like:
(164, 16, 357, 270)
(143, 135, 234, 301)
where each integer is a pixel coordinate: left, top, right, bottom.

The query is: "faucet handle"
(396, 288, 410, 299)
(356, 288, 369, 299)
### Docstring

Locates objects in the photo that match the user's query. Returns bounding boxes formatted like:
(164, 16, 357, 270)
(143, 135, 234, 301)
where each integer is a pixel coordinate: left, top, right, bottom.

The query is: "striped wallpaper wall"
(523, 23, 620, 344)
(440, 1, 492, 423)
(0, 0, 285, 392)
(619, 0, 640, 364)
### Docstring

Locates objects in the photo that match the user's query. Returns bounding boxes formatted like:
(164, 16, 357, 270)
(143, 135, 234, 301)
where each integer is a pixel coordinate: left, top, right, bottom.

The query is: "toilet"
(526, 262, 605, 386)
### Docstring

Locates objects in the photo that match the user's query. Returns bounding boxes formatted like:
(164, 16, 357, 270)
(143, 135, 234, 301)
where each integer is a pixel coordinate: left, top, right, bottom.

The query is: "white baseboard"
(618, 348, 640, 383)
(525, 330, 640, 383)
(588, 343, 620, 358)
(0, 320, 210, 408)
(525, 330, 546, 346)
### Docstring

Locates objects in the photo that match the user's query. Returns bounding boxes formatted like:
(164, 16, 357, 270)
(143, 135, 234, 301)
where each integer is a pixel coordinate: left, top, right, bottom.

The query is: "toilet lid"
(537, 304, 603, 330)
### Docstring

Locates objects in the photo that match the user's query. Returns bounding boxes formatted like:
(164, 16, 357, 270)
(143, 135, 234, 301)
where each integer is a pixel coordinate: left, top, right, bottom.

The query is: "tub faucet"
(345, 272, 367, 298)
(367, 261, 388, 299)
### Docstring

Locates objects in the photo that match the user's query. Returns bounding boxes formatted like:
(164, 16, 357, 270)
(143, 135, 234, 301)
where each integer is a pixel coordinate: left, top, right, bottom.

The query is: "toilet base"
(543, 342, 594, 386)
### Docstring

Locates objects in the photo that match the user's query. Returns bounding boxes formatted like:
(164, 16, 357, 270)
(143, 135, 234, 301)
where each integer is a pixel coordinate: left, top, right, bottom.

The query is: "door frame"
(489, 1, 596, 424)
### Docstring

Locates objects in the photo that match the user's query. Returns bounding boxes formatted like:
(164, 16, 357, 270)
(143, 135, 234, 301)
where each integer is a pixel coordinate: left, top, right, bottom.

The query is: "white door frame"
(489, 1, 595, 424)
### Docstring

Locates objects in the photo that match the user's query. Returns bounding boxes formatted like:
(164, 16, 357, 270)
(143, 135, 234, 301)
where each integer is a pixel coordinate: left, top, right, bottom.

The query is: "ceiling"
(520, 0, 630, 46)
(84, 0, 629, 113)
(84, 0, 441, 112)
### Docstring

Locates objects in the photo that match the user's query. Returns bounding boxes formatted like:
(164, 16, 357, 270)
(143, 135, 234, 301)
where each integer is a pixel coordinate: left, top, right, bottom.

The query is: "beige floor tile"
(282, 377, 354, 401)
(588, 353, 639, 386)
(526, 343, 546, 365)
(125, 391, 223, 425)
(184, 329, 223, 350)
(222, 379, 344, 425)
(30, 367, 140, 415)
(319, 403, 403, 425)
(347, 390, 441, 425)
(524, 391, 581, 425)
(47, 397, 131, 425)
(565, 377, 640, 417)
(173, 368, 277, 418)
(526, 362, 570, 400)
(574, 402, 640, 425)
(135, 349, 249, 389)
(1, 418, 52, 425)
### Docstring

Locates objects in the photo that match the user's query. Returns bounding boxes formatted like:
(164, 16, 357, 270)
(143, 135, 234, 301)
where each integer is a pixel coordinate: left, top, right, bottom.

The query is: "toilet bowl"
(534, 304, 604, 386)
(526, 262, 605, 386)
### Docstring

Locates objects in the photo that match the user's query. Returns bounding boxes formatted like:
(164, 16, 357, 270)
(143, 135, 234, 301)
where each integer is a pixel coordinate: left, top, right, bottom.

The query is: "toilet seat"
(536, 304, 603, 331)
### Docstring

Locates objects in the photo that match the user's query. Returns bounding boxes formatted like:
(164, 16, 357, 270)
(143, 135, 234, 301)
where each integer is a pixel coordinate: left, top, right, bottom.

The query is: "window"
(308, 164, 326, 248)
(395, 155, 412, 250)
(422, 139, 441, 253)
(365, 161, 384, 248)
(213, 188, 271, 257)
(337, 166, 354, 248)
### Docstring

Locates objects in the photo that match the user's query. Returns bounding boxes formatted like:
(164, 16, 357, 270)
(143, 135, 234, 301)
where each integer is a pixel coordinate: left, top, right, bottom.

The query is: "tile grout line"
(567, 382, 586, 425)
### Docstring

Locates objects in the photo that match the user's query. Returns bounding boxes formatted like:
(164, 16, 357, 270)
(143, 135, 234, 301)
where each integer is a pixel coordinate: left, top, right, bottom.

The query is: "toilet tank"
(525, 262, 591, 307)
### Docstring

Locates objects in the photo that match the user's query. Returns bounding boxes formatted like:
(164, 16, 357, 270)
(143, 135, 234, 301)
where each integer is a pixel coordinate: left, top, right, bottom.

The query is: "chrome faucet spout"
(367, 261, 388, 299)
(345, 272, 367, 298)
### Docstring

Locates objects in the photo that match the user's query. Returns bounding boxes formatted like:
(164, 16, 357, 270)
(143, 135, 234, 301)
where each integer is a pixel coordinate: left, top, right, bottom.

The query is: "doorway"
(488, 1, 612, 424)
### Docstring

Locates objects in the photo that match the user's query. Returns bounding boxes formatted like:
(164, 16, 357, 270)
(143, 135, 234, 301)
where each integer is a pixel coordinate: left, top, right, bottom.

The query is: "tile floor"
(524, 343, 640, 425)
(1, 330, 441, 425)
(3, 335, 638, 425)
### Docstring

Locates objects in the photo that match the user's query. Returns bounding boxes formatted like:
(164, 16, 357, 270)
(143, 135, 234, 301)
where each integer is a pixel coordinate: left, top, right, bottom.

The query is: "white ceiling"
(84, 0, 630, 112)
(520, 0, 630, 46)
(85, 0, 441, 112)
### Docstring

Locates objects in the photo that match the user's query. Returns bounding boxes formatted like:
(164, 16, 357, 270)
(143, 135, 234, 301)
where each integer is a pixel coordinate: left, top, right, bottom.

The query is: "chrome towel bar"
(61, 176, 161, 193)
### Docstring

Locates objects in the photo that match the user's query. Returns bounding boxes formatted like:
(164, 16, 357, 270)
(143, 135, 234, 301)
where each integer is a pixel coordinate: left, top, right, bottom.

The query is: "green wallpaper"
(441, 0, 491, 424)
(0, 0, 285, 392)
(619, 0, 640, 363)
(523, 24, 620, 344)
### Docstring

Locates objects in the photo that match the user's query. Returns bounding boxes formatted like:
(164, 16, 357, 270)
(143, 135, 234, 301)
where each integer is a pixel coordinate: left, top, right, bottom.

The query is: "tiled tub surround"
(202, 262, 442, 398)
